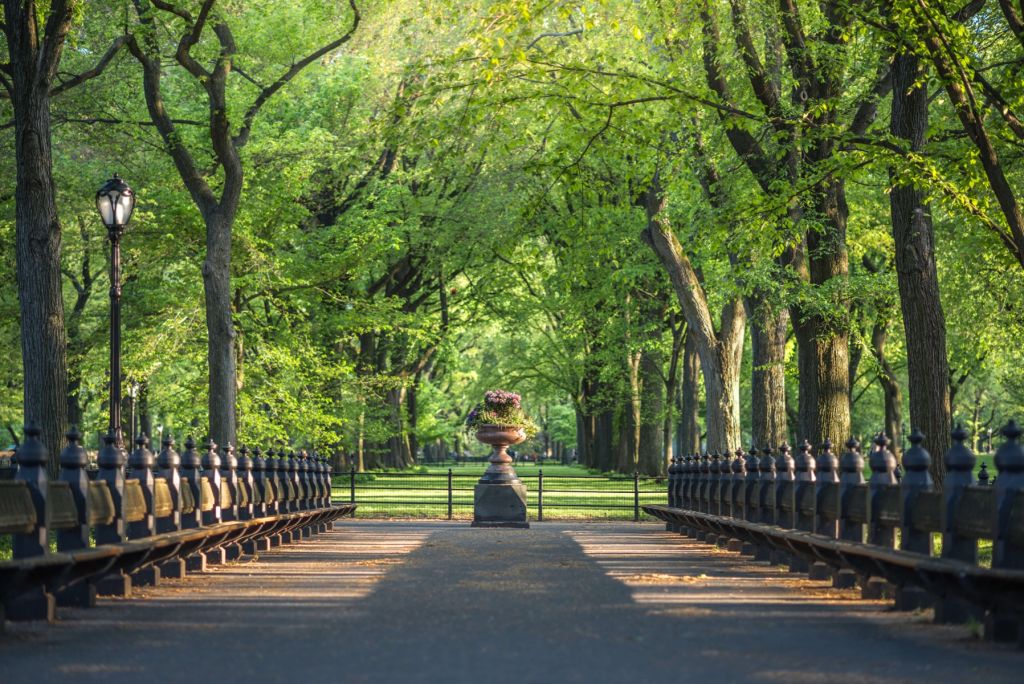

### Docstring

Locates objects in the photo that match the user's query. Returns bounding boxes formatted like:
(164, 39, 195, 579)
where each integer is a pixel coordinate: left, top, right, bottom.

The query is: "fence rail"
(331, 469, 665, 521)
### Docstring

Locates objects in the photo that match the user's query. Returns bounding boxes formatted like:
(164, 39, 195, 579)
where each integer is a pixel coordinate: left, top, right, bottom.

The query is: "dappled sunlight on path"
(566, 526, 878, 609)
(1, 521, 1021, 684)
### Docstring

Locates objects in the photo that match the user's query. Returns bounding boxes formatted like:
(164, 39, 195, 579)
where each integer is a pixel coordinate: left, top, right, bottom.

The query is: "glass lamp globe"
(96, 174, 136, 229)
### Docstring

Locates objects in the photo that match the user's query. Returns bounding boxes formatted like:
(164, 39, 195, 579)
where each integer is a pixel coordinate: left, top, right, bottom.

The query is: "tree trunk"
(356, 410, 366, 472)
(791, 178, 852, 447)
(594, 405, 615, 472)
(202, 211, 239, 449)
(642, 180, 744, 454)
(872, 321, 903, 462)
(890, 51, 951, 482)
(749, 300, 789, 450)
(639, 347, 665, 475)
(407, 381, 419, 463)
(678, 331, 702, 455)
(6, 4, 70, 477)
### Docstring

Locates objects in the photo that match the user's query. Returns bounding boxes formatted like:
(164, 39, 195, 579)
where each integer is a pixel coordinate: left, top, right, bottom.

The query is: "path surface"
(1, 521, 1020, 683)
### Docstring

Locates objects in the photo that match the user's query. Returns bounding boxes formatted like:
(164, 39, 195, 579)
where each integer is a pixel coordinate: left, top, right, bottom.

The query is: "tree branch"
(38, 0, 75, 87)
(234, 0, 360, 148)
(51, 35, 129, 96)
(848, 65, 892, 137)
(525, 28, 584, 51)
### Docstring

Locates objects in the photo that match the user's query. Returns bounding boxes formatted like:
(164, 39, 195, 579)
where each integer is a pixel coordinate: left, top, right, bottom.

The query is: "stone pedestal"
(473, 482, 529, 528)
(471, 424, 530, 529)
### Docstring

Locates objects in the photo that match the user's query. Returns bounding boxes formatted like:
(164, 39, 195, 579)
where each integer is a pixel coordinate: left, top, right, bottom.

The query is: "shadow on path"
(0, 521, 1020, 683)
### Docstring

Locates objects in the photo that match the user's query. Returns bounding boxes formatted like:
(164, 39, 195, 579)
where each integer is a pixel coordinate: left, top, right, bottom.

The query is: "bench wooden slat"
(219, 483, 233, 510)
(1006, 491, 1024, 548)
(818, 483, 840, 520)
(199, 477, 215, 512)
(180, 482, 196, 514)
(0, 480, 37, 533)
(909, 490, 943, 533)
(87, 480, 115, 526)
(844, 485, 870, 524)
(953, 486, 996, 539)
(46, 481, 80, 530)
(777, 481, 795, 512)
(153, 478, 173, 518)
(797, 485, 816, 516)
(874, 485, 902, 526)
(123, 479, 147, 523)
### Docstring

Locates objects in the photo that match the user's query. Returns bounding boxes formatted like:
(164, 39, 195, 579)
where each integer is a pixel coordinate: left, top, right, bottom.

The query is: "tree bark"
(678, 332, 702, 455)
(792, 179, 852, 447)
(871, 321, 903, 461)
(889, 51, 951, 482)
(4, 0, 75, 476)
(638, 346, 665, 475)
(748, 299, 788, 450)
(642, 181, 744, 453)
(202, 211, 238, 448)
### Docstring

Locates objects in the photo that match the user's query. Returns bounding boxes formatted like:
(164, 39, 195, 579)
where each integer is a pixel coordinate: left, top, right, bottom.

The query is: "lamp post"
(128, 380, 140, 441)
(96, 175, 136, 447)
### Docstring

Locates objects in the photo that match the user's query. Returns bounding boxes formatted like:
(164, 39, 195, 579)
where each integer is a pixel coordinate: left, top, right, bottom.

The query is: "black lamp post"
(96, 174, 136, 447)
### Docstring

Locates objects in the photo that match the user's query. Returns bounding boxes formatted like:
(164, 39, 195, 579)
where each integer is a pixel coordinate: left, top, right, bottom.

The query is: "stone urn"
(472, 424, 529, 528)
(475, 424, 527, 484)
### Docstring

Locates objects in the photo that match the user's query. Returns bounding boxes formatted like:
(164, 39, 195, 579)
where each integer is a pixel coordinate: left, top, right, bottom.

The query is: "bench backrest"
(953, 486, 996, 539)
(199, 477, 215, 512)
(180, 481, 196, 514)
(46, 481, 81, 530)
(0, 480, 36, 533)
(154, 478, 173, 518)
(220, 481, 233, 510)
(87, 480, 115, 526)
(908, 490, 943, 533)
(123, 479, 147, 523)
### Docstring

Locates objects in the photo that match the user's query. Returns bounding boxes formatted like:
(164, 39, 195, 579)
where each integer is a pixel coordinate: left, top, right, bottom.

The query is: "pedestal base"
(473, 482, 529, 528)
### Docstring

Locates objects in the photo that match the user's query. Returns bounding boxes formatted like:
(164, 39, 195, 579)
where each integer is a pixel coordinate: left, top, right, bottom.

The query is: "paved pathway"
(1, 521, 1021, 683)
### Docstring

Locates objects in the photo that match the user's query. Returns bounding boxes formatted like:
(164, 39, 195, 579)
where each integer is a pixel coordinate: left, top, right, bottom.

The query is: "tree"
(123, 0, 360, 448)
(1, 1, 126, 471)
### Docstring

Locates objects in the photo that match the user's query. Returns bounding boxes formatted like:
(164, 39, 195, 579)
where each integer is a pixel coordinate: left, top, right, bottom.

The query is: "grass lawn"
(330, 462, 665, 521)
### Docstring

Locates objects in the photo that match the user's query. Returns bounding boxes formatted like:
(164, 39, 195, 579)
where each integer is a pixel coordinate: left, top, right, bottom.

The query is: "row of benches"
(1, 425, 355, 625)
(644, 424, 1024, 646)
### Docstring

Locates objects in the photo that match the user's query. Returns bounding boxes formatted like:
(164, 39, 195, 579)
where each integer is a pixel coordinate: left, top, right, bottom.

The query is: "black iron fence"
(331, 469, 665, 521)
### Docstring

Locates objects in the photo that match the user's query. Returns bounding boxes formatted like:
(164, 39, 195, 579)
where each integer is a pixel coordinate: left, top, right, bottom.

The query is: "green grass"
(330, 462, 664, 520)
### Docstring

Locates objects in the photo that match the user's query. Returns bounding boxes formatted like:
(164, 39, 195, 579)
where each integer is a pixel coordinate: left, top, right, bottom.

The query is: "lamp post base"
(472, 481, 529, 528)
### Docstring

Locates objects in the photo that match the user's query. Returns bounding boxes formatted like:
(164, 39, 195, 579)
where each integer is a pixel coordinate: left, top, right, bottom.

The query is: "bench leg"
(56, 582, 96, 608)
(935, 595, 983, 624)
(832, 568, 858, 588)
(131, 566, 161, 587)
(808, 562, 832, 581)
(861, 577, 894, 600)
(3, 588, 56, 622)
(301, 526, 313, 539)
(159, 558, 187, 579)
(894, 585, 932, 611)
(95, 572, 132, 598)
(204, 547, 227, 565)
(185, 554, 207, 572)
(985, 610, 1021, 643)
(268, 534, 283, 547)
(224, 544, 243, 561)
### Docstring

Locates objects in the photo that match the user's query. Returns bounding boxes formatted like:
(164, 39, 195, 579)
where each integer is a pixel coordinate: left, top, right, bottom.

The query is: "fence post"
(350, 466, 356, 505)
(634, 471, 640, 522)
(538, 468, 544, 522)
(447, 468, 453, 520)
